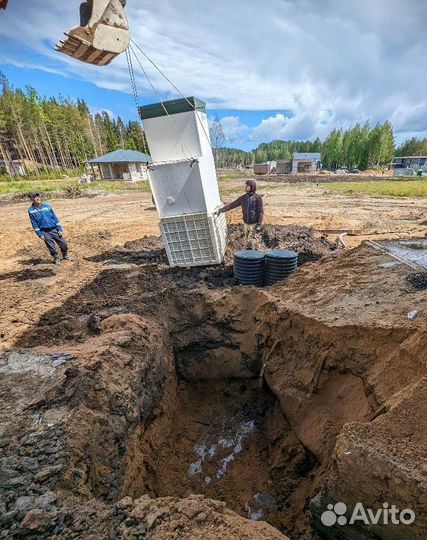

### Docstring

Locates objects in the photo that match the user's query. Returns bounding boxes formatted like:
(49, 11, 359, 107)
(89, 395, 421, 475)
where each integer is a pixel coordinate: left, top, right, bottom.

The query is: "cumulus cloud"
(0, 0, 426, 143)
(220, 116, 249, 144)
(90, 107, 117, 119)
(251, 114, 290, 142)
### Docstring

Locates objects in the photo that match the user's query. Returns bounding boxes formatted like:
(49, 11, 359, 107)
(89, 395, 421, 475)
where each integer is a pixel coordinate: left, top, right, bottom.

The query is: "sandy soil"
(0, 182, 424, 352)
(0, 182, 426, 540)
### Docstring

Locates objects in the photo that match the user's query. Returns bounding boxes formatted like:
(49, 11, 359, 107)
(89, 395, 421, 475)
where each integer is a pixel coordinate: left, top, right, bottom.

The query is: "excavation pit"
(123, 375, 316, 534)
(0, 237, 425, 540)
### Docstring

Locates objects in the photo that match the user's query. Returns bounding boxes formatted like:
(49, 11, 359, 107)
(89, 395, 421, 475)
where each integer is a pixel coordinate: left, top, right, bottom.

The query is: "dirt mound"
(406, 272, 427, 290)
(90, 224, 338, 288)
(258, 225, 337, 264)
(121, 224, 337, 264)
(0, 494, 288, 540)
(126, 494, 289, 540)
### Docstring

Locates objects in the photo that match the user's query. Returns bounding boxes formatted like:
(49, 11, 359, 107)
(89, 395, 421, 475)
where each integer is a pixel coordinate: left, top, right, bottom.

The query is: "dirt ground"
(0, 181, 425, 351)
(0, 180, 426, 540)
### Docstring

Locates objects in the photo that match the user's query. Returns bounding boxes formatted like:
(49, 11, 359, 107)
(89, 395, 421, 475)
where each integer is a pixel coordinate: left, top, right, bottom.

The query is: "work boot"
(63, 255, 74, 261)
(53, 256, 61, 265)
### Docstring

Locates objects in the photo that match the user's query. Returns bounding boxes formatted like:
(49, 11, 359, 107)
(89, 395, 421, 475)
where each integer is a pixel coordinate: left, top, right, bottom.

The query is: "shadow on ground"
(0, 267, 55, 282)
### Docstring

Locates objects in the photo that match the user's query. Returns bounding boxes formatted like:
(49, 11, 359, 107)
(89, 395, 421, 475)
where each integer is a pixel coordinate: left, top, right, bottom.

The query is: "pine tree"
(377, 121, 395, 171)
(396, 137, 427, 156)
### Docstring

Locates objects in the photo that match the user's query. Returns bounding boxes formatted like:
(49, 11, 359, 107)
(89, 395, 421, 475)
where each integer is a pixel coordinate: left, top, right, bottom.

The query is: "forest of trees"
(0, 74, 147, 178)
(321, 121, 398, 170)
(1, 75, 425, 178)
(210, 117, 426, 170)
(395, 137, 427, 157)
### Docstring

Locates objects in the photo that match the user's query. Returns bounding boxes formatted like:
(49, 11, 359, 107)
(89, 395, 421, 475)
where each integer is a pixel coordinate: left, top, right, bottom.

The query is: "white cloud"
(220, 116, 249, 144)
(0, 56, 67, 77)
(90, 107, 117, 120)
(251, 114, 289, 142)
(0, 0, 426, 142)
(390, 103, 427, 134)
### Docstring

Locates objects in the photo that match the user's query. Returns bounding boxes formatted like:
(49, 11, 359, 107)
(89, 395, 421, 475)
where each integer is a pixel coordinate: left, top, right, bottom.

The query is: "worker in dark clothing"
(28, 192, 71, 264)
(217, 179, 263, 249)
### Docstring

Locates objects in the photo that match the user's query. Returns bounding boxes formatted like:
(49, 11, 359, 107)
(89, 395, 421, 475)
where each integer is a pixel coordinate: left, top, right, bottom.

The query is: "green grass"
(79, 180, 150, 192)
(218, 169, 253, 181)
(220, 178, 427, 198)
(0, 178, 150, 197)
(322, 179, 427, 197)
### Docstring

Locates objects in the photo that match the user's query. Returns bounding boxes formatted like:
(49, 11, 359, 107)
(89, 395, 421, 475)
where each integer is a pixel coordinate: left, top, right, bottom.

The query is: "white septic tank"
(139, 97, 227, 267)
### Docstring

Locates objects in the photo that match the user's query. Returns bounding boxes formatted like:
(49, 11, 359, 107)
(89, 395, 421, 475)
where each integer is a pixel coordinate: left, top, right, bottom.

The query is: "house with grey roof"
(391, 156, 427, 176)
(87, 149, 152, 181)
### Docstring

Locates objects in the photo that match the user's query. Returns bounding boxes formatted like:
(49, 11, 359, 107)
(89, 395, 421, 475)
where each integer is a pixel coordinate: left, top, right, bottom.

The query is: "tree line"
(0, 74, 148, 178)
(1, 76, 425, 177)
(395, 137, 427, 157)
(210, 117, 426, 170)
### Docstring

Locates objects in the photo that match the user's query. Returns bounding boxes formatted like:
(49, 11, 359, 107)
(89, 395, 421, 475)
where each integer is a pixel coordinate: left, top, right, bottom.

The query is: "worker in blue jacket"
(28, 192, 71, 264)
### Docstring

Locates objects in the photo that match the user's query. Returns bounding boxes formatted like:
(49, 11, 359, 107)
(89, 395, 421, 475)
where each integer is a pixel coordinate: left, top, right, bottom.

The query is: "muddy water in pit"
(151, 379, 276, 518)
(125, 369, 317, 534)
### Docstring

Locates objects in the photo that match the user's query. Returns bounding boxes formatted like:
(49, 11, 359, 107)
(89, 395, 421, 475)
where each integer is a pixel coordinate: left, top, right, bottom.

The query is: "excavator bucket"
(56, 0, 130, 66)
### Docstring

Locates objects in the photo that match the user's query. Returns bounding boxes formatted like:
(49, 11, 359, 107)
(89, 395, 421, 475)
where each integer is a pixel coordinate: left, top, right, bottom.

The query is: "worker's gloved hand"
(255, 224, 262, 233)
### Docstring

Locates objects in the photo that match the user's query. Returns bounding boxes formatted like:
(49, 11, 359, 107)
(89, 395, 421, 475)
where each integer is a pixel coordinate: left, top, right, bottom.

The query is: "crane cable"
(131, 39, 213, 151)
(125, 47, 150, 155)
(126, 47, 196, 213)
(125, 47, 139, 111)
(129, 39, 214, 153)
(128, 43, 195, 161)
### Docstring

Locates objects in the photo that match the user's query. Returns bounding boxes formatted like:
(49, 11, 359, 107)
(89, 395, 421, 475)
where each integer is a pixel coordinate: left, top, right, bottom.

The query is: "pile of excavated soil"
(1, 494, 287, 540)
(92, 224, 339, 288)
(224, 224, 337, 265)
(120, 223, 337, 263)
(406, 271, 427, 290)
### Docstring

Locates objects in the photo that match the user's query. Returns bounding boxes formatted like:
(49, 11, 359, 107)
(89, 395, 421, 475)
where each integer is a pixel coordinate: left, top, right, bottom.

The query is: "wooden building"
(254, 161, 276, 175)
(276, 159, 292, 174)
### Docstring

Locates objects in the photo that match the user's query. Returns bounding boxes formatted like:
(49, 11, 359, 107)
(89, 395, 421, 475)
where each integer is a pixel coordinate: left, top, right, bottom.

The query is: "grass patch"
(0, 178, 150, 197)
(79, 180, 150, 192)
(218, 170, 253, 181)
(322, 179, 427, 197)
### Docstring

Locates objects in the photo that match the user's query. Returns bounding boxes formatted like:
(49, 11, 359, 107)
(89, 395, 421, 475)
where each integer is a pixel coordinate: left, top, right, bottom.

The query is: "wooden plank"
(73, 42, 89, 59)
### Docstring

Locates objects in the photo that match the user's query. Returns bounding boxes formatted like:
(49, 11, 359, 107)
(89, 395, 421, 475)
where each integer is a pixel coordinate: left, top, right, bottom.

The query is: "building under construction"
(254, 152, 321, 175)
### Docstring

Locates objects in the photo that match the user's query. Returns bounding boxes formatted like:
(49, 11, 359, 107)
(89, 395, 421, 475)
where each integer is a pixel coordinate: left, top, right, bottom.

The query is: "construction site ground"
(0, 178, 426, 540)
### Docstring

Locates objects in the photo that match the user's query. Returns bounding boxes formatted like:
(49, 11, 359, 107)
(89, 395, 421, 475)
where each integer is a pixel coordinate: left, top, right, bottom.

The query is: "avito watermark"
(321, 501, 416, 527)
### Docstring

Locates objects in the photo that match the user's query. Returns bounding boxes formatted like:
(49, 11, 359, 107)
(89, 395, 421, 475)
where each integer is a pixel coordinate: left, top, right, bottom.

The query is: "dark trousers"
(42, 230, 68, 258)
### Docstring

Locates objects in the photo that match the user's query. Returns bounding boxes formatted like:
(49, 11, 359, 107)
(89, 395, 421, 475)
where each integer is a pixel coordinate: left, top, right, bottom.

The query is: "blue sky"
(1, 0, 426, 151)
